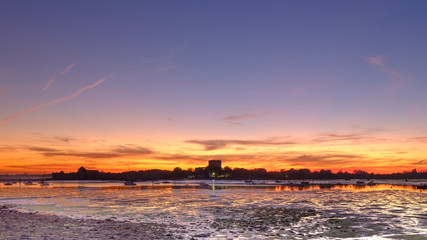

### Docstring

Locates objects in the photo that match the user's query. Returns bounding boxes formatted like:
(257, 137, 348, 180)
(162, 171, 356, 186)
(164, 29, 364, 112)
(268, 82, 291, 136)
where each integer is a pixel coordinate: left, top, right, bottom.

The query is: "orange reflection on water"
(273, 184, 420, 192)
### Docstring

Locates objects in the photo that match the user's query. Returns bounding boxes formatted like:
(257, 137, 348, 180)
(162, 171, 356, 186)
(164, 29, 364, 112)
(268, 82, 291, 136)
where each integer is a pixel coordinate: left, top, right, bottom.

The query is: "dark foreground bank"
(0, 205, 177, 240)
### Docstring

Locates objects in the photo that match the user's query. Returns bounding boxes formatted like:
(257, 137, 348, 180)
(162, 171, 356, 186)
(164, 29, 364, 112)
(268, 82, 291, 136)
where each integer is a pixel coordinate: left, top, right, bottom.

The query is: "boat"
(124, 180, 136, 186)
(197, 182, 210, 188)
(367, 181, 376, 186)
(40, 175, 49, 186)
(301, 181, 310, 186)
(416, 184, 427, 190)
(356, 181, 365, 185)
(245, 180, 255, 184)
(39, 180, 49, 186)
(24, 181, 35, 185)
(287, 181, 296, 186)
(4, 182, 13, 185)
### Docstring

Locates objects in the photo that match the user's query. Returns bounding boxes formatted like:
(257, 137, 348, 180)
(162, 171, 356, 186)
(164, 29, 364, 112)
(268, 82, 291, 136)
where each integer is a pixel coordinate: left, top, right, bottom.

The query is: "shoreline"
(0, 205, 177, 240)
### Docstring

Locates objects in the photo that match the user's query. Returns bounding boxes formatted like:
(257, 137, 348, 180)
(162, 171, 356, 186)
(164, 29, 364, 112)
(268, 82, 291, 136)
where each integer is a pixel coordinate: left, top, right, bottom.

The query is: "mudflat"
(0, 205, 175, 240)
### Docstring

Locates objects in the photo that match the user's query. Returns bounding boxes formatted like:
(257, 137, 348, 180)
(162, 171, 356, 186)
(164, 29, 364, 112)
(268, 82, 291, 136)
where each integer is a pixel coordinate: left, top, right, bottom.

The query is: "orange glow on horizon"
(1, 131, 426, 175)
(1, 161, 425, 175)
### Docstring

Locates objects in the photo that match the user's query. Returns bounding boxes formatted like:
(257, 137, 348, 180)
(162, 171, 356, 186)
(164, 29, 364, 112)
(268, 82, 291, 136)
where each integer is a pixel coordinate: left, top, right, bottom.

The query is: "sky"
(1, 0, 427, 174)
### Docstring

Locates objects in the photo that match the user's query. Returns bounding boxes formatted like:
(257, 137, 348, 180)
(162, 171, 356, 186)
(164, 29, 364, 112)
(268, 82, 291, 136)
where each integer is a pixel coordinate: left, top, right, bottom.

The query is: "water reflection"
(1, 180, 426, 193)
(0, 180, 426, 239)
(273, 184, 419, 192)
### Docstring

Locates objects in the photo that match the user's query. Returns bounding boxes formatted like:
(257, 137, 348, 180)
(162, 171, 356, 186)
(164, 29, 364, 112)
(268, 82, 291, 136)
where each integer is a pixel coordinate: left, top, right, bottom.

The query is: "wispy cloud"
(27, 144, 152, 159)
(222, 112, 269, 125)
(309, 133, 386, 145)
(44, 63, 76, 90)
(54, 136, 75, 144)
(414, 159, 426, 165)
(186, 138, 294, 151)
(6, 163, 78, 169)
(312, 133, 366, 143)
(364, 55, 410, 95)
(286, 154, 361, 166)
(27, 146, 59, 152)
(0, 74, 113, 123)
(188, 132, 386, 151)
(365, 56, 401, 78)
(155, 64, 181, 72)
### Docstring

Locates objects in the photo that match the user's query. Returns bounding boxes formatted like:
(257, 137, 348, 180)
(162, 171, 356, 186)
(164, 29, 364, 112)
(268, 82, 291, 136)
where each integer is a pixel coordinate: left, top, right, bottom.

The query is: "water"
(1, 180, 426, 239)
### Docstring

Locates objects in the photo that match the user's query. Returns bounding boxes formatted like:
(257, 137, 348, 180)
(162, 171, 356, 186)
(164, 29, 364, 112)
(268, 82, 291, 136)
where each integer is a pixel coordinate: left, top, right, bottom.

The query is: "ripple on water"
(1, 183, 426, 239)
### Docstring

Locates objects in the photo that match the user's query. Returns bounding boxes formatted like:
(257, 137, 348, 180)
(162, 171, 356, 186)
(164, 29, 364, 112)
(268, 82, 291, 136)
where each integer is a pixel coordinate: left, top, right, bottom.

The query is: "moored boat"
(124, 180, 136, 186)
(39, 181, 49, 186)
(356, 181, 365, 185)
(367, 181, 376, 186)
(245, 180, 255, 184)
(198, 182, 210, 188)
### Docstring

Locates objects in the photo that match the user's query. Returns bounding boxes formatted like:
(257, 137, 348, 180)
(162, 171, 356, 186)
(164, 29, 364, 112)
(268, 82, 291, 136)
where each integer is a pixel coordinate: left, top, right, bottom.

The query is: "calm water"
(1, 180, 426, 239)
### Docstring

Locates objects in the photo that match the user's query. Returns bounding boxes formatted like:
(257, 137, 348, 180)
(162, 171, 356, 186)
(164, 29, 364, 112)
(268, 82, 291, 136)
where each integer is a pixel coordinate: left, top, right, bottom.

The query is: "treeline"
(52, 167, 190, 181)
(51, 166, 427, 180)
(222, 168, 427, 180)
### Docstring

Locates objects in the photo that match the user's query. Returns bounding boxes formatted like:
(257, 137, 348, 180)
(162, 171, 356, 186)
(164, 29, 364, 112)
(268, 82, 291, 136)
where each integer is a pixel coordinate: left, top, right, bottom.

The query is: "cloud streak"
(365, 56, 401, 78)
(0, 74, 113, 123)
(364, 55, 410, 95)
(28, 144, 152, 159)
(222, 112, 269, 125)
(54, 136, 75, 144)
(186, 138, 294, 151)
(44, 63, 76, 90)
(187, 132, 387, 151)
(311, 133, 368, 143)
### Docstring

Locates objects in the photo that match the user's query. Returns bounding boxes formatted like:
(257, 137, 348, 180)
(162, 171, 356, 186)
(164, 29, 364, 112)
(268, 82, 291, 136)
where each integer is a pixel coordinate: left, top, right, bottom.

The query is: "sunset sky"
(1, 1, 427, 174)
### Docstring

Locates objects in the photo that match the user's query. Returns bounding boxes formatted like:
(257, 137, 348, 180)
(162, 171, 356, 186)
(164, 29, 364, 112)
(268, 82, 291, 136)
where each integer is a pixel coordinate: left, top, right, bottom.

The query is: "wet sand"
(0, 205, 176, 240)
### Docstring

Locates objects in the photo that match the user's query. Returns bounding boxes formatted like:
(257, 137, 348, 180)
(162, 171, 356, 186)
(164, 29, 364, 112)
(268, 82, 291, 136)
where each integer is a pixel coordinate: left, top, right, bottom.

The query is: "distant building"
(208, 160, 221, 170)
(207, 160, 222, 177)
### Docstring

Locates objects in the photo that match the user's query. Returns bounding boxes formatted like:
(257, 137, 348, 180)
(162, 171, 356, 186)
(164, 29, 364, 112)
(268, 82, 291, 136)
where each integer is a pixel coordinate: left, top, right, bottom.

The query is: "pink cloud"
(44, 63, 76, 90)
(366, 55, 386, 68)
(365, 55, 402, 78)
(364, 55, 409, 95)
(1, 74, 113, 123)
(222, 112, 269, 125)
